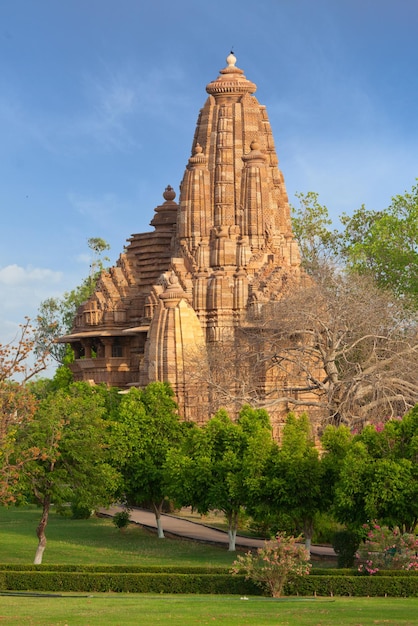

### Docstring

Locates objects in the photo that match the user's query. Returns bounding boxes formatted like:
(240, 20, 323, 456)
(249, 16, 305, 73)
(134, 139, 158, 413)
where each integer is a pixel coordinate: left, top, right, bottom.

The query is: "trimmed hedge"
(0, 566, 417, 596)
(287, 575, 418, 597)
(0, 571, 257, 595)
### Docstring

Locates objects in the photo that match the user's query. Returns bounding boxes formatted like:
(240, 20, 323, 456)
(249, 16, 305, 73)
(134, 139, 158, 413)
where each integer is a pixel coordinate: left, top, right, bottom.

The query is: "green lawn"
(0, 505, 237, 567)
(1, 507, 417, 625)
(0, 594, 417, 625)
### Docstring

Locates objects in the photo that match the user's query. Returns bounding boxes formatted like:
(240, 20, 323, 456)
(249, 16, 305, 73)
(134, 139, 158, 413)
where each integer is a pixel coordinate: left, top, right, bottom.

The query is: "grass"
(0, 595, 417, 625)
(0, 505, 336, 568)
(0, 505, 237, 567)
(1, 507, 417, 624)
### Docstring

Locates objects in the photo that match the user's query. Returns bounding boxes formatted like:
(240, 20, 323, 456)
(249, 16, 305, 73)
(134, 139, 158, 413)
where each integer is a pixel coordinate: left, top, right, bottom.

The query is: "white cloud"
(0, 264, 62, 286)
(0, 264, 83, 371)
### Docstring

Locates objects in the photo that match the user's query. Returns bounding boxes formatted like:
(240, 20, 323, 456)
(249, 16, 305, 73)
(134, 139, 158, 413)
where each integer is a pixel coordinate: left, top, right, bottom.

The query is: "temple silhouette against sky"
(59, 53, 306, 427)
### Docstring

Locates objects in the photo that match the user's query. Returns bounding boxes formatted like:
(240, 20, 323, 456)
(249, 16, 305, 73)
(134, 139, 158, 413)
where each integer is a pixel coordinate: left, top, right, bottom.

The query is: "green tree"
(291, 191, 340, 275)
(166, 406, 274, 551)
(320, 424, 353, 507)
(255, 413, 326, 554)
(13, 382, 119, 563)
(333, 439, 374, 528)
(291, 183, 418, 303)
(0, 381, 39, 504)
(333, 408, 418, 532)
(110, 382, 182, 538)
(341, 181, 418, 303)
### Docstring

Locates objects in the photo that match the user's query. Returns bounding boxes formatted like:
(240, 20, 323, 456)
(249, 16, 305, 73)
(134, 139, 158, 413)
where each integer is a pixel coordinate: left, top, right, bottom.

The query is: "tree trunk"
(152, 501, 165, 539)
(34, 497, 51, 564)
(227, 510, 239, 551)
(228, 528, 237, 551)
(303, 518, 314, 557)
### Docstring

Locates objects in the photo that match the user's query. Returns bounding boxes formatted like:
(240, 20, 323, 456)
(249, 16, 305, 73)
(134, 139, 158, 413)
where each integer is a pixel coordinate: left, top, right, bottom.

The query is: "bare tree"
(0, 317, 49, 384)
(0, 319, 46, 504)
(250, 270, 418, 427)
(184, 333, 279, 419)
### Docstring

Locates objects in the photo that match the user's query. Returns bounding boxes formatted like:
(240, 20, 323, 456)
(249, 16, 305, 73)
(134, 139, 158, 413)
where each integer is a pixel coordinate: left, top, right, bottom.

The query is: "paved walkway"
(100, 505, 336, 559)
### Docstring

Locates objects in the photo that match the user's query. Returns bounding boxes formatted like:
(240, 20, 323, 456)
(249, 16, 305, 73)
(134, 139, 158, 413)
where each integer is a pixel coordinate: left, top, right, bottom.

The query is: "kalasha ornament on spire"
(226, 50, 237, 66)
(163, 185, 176, 202)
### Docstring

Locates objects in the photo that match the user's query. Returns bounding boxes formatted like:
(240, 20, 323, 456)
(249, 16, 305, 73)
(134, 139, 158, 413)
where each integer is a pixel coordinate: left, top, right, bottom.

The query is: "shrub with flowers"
(357, 523, 418, 574)
(230, 533, 311, 597)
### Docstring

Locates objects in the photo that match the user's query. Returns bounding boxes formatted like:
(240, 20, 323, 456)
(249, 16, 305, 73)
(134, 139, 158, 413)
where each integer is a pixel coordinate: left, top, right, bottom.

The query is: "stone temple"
(59, 53, 306, 429)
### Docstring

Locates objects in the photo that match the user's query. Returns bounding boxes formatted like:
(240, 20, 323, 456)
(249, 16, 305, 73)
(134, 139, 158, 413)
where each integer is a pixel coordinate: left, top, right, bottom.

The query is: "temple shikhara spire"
(59, 54, 305, 428)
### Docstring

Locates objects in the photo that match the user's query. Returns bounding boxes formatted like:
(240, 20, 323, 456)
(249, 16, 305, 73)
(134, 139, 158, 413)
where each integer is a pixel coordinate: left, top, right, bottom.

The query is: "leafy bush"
(357, 523, 418, 574)
(112, 509, 131, 530)
(332, 530, 361, 568)
(71, 503, 93, 520)
(231, 533, 311, 597)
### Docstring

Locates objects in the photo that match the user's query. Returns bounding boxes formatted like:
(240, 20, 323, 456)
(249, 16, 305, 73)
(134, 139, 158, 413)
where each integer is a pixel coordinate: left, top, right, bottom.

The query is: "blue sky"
(1, 0, 418, 349)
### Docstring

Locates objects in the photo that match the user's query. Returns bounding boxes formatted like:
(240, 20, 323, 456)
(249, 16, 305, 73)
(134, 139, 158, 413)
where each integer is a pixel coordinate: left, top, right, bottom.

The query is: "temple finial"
(163, 185, 176, 202)
(226, 51, 236, 67)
